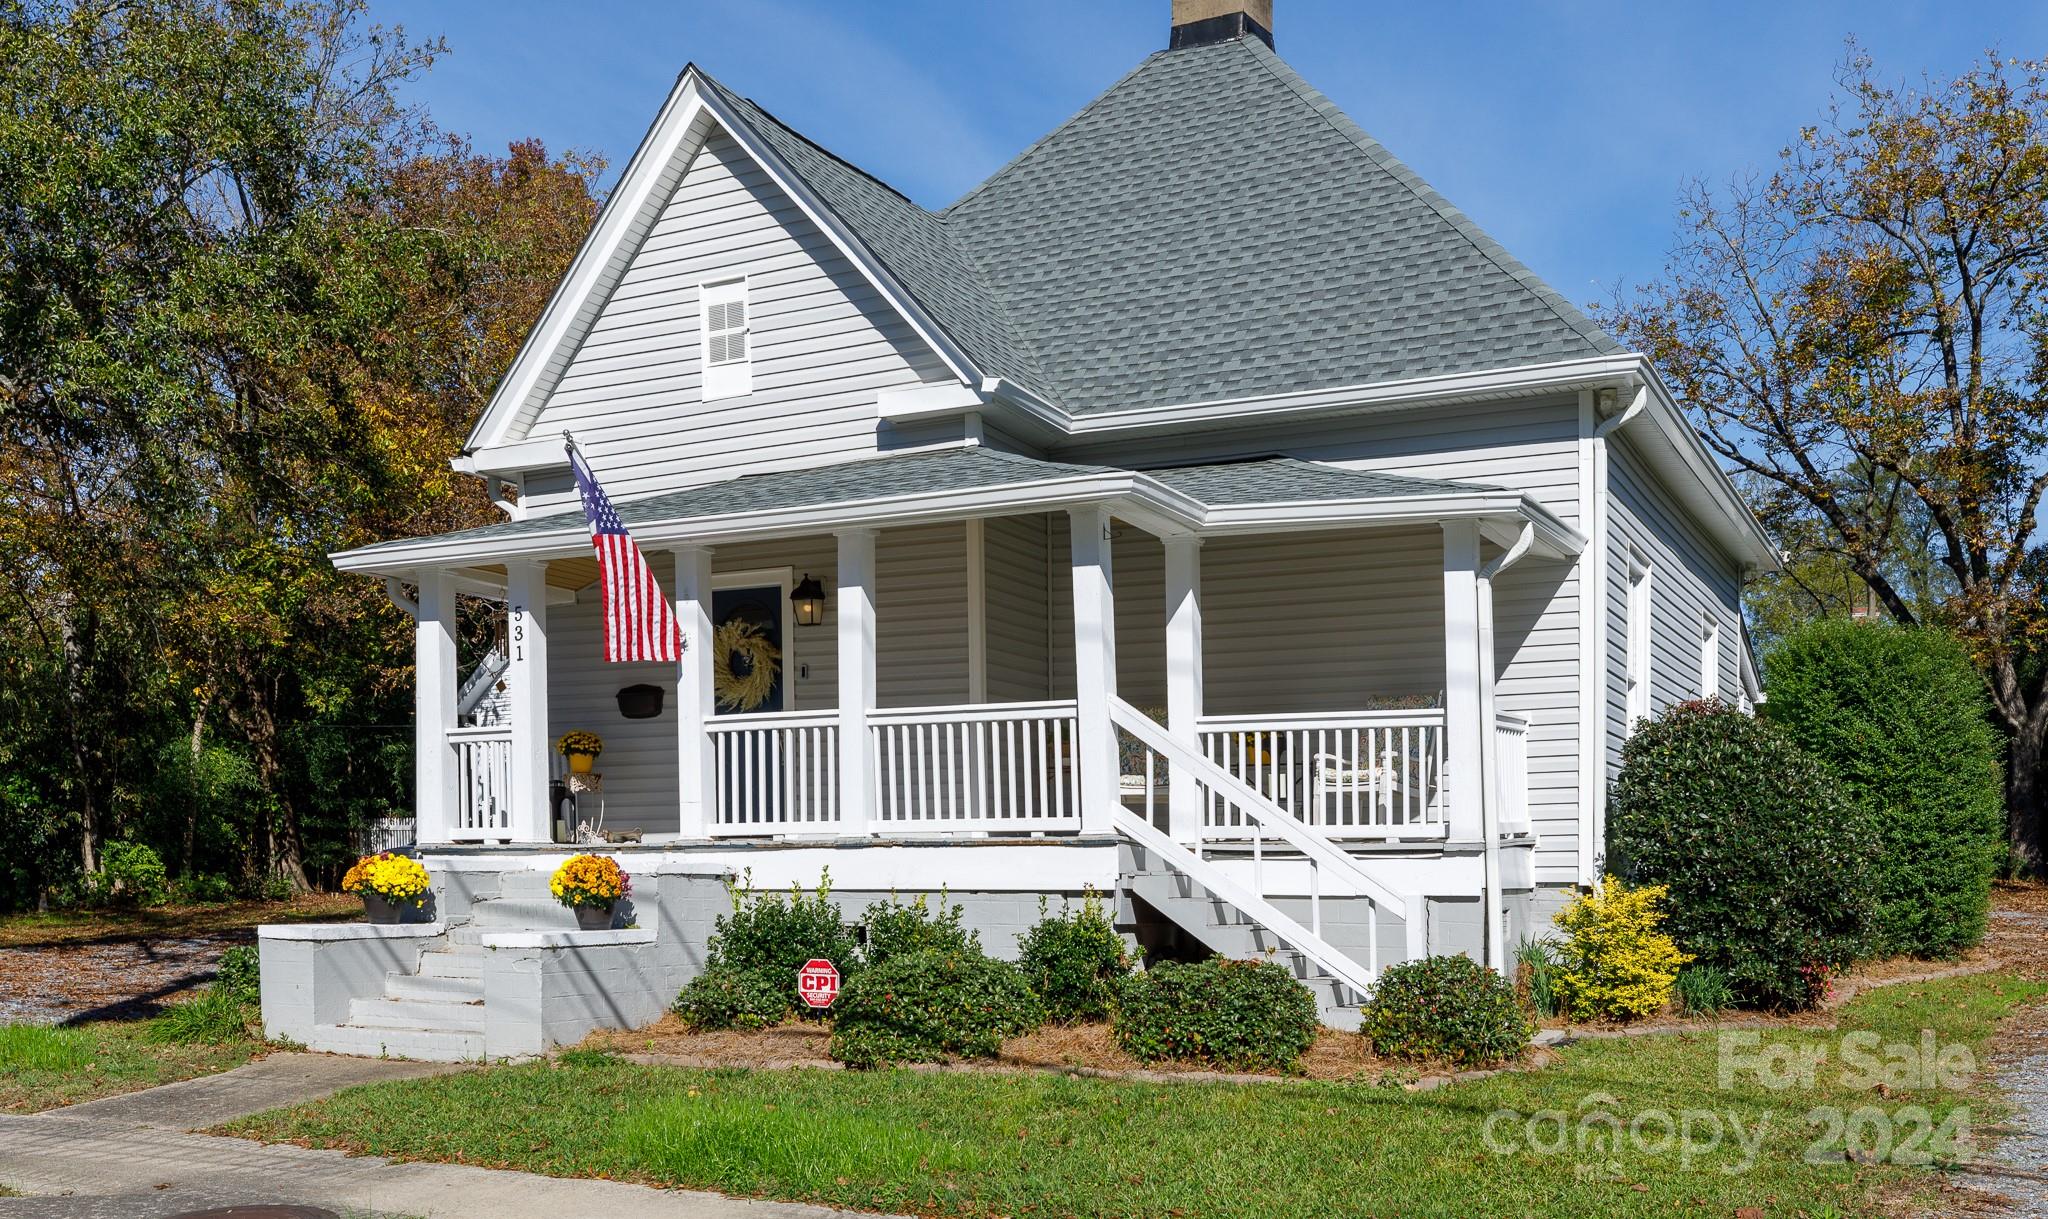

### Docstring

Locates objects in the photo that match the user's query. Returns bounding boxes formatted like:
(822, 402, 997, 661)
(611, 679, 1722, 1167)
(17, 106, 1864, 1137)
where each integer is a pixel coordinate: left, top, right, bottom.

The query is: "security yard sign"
(798, 958, 840, 1009)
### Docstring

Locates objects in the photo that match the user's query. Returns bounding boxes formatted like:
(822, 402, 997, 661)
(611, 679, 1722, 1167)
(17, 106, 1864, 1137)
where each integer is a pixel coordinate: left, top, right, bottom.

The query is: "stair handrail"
(1114, 807, 1378, 999)
(457, 646, 511, 719)
(1108, 695, 1409, 912)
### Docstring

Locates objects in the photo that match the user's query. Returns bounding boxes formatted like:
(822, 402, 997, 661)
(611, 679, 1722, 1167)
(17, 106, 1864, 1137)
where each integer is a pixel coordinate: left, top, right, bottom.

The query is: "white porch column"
(672, 546, 716, 839)
(836, 528, 878, 837)
(505, 560, 551, 843)
(1163, 535, 1204, 843)
(1069, 507, 1118, 836)
(414, 569, 459, 845)
(1441, 522, 1484, 844)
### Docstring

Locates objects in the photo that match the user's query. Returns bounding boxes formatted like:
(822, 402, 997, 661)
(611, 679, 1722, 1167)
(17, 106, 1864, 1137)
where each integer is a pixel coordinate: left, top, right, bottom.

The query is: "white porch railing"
(872, 700, 1082, 833)
(1194, 710, 1447, 840)
(448, 725, 512, 839)
(1494, 712, 1530, 831)
(707, 709, 841, 835)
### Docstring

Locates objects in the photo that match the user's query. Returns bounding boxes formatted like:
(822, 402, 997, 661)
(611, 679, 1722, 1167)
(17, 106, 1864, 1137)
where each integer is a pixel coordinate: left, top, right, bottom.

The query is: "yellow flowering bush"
(340, 852, 431, 905)
(551, 854, 630, 909)
(1551, 875, 1690, 1022)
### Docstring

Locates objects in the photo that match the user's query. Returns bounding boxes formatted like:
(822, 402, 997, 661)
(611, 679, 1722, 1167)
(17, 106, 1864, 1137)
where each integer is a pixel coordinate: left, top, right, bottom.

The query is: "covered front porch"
(341, 449, 1574, 867)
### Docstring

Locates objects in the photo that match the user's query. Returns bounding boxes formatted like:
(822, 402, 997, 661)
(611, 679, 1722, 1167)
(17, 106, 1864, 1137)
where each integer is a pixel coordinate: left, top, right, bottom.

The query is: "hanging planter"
(615, 683, 664, 720)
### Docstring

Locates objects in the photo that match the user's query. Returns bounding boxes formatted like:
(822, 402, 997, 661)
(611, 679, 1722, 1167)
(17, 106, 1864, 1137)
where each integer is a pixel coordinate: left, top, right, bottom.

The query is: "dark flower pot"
(575, 903, 616, 931)
(362, 894, 403, 924)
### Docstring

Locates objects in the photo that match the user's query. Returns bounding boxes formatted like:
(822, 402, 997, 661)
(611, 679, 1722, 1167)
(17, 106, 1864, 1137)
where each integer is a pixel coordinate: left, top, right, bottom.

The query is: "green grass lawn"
(0, 998, 269, 1113)
(217, 973, 2045, 1219)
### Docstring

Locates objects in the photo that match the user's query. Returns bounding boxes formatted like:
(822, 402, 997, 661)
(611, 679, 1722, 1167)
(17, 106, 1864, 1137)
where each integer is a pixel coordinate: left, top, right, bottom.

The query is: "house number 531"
(510, 605, 526, 662)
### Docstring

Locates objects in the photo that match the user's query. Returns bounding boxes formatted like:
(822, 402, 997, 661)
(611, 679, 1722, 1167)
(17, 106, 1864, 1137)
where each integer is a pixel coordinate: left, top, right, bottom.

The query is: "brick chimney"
(1170, 0, 1273, 50)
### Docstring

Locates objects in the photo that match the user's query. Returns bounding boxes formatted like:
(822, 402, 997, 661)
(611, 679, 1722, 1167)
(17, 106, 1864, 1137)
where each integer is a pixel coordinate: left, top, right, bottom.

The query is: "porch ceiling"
(331, 446, 1582, 577)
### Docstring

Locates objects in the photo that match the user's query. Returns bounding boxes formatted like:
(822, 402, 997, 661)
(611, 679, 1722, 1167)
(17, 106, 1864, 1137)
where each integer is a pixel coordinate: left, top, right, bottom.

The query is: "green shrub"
(1549, 876, 1689, 1022)
(215, 945, 261, 1005)
(1112, 958, 1318, 1072)
(174, 873, 236, 904)
(860, 892, 978, 966)
(97, 841, 169, 907)
(1675, 963, 1734, 1016)
(1608, 700, 1879, 1010)
(1361, 954, 1531, 1067)
(1015, 892, 1132, 1022)
(672, 965, 792, 1031)
(703, 870, 860, 1021)
(1764, 621, 2006, 957)
(829, 949, 1043, 1068)
(1514, 937, 1557, 1018)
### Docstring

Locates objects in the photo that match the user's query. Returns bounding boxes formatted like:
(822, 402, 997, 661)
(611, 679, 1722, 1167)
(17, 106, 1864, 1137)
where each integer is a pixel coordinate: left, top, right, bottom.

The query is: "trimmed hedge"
(860, 893, 979, 966)
(1112, 958, 1318, 1072)
(1015, 892, 1131, 1023)
(671, 965, 790, 1031)
(1361, 954, 1530, 1066)
(1764, 621, 2005, 957)
(1607, 700, 1879, 1010)
(829, 949, 1043, 1068)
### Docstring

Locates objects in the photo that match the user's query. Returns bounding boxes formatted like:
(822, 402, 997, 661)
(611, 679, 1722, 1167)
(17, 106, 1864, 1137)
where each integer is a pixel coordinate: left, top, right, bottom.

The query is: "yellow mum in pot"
(551, 854, 630, 909)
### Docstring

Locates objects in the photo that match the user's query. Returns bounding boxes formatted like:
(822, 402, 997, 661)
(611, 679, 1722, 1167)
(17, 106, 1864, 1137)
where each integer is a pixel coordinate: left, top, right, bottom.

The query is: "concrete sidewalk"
(0, 1111, 888, 1219)
(53, 1053, 455, 1130)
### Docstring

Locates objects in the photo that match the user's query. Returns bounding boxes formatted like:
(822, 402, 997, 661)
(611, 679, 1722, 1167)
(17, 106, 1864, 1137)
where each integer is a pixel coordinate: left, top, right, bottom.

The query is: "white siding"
(1061, 397, 1586, 879)
(516, 129, 951, 511)
(1603, 435, 1745, 786)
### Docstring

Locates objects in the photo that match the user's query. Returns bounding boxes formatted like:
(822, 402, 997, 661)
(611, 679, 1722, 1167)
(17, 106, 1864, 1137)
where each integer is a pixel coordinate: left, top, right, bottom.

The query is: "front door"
(711, 585, 786, 715)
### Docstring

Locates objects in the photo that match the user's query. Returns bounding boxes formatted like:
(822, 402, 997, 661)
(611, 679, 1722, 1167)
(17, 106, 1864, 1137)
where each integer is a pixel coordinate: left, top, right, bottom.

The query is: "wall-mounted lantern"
(791, 574, 827, 626)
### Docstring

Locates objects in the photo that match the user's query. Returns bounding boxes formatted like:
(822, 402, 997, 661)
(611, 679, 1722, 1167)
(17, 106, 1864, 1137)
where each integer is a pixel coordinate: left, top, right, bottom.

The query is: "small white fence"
(448, 726, 512, 839)
(1194, 710, 1447, 840)
(707, 709, 841, 834)
(871, 700, 1082, 833)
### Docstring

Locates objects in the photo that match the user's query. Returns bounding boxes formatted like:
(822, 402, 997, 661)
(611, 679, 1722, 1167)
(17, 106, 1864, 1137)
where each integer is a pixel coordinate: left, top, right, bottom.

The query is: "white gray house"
(262, 0, 1774, 1060)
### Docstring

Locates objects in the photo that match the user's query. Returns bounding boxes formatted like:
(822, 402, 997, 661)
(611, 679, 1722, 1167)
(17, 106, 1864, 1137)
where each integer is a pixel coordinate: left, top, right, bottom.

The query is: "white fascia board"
(1633, 366, 1781, 573)
(329, 472, 1195, 575)
(453, 436, 574, 477)
(1198, 492, 1585, 558)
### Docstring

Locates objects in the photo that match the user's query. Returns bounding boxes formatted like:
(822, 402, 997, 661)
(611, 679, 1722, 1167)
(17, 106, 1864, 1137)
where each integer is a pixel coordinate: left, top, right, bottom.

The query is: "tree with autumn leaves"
(0, 0, 598, 899)
(1609, 46, 2048, 874)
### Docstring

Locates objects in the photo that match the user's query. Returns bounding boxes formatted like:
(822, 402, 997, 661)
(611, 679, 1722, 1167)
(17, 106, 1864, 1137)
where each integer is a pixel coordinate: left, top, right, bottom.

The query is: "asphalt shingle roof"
(693, 33, 1617, 417)
(1144, 457, 1501, 504)
(341, 449, 1502, 560)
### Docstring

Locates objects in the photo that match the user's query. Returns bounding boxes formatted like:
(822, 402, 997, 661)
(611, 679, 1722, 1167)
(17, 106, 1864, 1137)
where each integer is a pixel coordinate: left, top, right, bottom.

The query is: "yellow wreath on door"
(713, 618, 781, 711)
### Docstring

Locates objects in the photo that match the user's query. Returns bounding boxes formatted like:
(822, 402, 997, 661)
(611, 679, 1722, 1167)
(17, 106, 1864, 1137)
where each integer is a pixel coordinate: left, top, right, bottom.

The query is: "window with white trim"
(1700, 614, 1722, 701)
(700, 278, 751, 399)
(1625, 552, 1652, 731)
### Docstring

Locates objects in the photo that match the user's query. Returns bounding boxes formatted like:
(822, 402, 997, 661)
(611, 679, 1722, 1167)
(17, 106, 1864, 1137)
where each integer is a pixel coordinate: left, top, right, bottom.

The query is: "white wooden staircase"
(1108, 698, 1415, 1028)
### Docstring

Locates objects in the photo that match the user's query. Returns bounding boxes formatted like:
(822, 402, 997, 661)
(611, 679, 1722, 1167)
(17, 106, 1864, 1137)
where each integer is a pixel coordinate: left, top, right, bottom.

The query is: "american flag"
(569, 443, 681, 664)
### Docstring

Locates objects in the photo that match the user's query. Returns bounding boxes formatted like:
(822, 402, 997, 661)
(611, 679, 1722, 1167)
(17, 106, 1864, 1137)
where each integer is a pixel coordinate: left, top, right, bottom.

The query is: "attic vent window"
(700, 278, 752, 399)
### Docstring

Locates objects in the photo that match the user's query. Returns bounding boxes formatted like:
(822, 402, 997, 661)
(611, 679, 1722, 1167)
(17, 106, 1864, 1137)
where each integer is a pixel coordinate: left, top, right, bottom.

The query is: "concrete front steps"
(1123, 849, 1370, 1031)
(304, 879, 586, 1062)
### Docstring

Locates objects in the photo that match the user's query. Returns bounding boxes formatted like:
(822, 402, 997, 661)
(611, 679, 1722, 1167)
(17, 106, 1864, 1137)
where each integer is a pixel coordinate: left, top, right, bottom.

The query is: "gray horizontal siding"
(518, 130, 952, 513)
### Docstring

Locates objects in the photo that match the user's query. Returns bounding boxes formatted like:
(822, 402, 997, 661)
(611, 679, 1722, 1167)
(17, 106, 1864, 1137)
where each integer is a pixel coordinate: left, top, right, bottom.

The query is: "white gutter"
(382, 577, 418, 619)
(1476, 521, 1536, 975)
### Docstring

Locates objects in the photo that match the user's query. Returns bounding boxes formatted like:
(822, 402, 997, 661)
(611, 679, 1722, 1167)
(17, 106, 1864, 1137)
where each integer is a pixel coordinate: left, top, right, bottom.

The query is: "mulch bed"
(0, 895, 357, 1026)
(584, 1014, 1555, 1086)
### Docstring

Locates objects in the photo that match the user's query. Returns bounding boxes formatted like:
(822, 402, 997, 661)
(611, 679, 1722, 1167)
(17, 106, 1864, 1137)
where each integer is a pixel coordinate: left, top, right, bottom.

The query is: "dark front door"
(711, 585, 785, 715)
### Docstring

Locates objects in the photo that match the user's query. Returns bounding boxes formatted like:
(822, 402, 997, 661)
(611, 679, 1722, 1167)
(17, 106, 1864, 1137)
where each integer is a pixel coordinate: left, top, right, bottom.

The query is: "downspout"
(1476, 520, 1535, 974)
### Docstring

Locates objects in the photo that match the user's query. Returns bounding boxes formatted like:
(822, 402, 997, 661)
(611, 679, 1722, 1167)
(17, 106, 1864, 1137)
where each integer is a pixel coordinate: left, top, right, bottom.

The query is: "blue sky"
(366, 0, 2047, 312)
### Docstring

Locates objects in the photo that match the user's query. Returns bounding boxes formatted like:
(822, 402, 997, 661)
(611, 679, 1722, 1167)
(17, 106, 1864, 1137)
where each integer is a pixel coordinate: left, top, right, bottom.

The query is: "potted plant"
(341, 852, 431, 923)
(556, 729, 603, 774)
(551, 853, 630, 930)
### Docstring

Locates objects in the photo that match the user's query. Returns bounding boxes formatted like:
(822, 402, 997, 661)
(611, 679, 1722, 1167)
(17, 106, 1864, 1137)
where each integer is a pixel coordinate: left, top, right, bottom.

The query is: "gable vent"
(1170, 0, 1273, 50)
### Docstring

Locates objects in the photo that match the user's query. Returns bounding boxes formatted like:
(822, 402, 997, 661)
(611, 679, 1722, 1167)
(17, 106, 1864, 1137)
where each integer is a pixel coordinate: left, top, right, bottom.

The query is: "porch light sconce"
(791, 574, 827, 626)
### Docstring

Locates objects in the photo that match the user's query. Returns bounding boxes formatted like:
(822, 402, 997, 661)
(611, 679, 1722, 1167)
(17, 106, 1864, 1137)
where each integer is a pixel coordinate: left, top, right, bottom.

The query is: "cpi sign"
(797, 958, 841, 1009)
